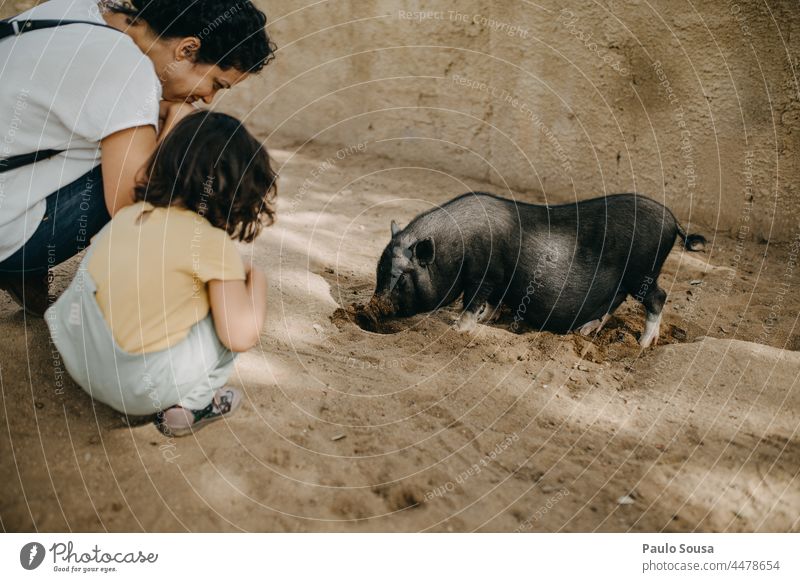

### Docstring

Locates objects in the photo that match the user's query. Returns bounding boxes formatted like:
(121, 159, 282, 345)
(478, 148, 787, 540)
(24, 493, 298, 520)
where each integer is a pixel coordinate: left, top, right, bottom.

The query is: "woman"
(0, 0, 275, 316)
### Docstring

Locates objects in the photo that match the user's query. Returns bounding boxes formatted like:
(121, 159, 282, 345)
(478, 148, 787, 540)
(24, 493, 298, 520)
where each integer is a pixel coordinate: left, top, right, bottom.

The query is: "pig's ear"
(390, 220, 401, 238)
(412, 237, 435, 265)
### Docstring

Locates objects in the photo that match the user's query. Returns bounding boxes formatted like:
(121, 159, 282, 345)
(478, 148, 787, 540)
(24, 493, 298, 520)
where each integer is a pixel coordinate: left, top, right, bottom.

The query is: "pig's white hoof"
(476, 302, 502, 324)
(577, 314, 610, 336)
(639, 312, 662, 348)
(578, 320, 602, 335)
(454, 311, 478, 333)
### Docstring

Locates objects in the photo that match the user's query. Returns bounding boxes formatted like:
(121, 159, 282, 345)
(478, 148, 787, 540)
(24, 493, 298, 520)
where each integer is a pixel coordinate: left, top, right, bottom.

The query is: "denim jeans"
(0, 165, 109, 275)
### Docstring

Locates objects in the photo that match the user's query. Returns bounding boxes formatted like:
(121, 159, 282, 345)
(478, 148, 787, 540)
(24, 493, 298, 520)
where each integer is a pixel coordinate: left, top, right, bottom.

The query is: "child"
(45, 111, 277, 436)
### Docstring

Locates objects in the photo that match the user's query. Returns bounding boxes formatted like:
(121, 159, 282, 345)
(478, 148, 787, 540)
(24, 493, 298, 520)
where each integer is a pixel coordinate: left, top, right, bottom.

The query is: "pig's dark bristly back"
(509, 193, 698, 331)
(396, 192, 520, 243)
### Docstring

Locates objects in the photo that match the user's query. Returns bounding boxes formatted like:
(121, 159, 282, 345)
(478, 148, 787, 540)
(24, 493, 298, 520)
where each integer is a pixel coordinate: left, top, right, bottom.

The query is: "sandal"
(155, 387, 242, 437)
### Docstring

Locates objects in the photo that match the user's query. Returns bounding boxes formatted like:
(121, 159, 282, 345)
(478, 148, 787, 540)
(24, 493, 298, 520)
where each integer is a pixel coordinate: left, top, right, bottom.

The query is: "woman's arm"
(207, 265, 268, 353)
(100, 124, 156, 216)
(100, 102, 199, 216)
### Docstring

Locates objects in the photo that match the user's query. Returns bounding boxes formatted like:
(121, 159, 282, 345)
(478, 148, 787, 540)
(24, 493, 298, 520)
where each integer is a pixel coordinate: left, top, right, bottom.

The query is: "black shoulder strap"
(0, 149, 64, 174)
(0, 18, 122, 173)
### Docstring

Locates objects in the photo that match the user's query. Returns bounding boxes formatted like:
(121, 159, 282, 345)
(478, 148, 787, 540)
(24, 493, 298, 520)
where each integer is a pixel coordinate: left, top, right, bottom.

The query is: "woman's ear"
(174, 37, 202, 62)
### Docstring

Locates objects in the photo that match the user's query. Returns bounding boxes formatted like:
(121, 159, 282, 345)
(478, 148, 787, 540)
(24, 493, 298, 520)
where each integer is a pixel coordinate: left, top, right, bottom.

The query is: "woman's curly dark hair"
(134, 111, 278, 242)
(103, 0, 276, 73)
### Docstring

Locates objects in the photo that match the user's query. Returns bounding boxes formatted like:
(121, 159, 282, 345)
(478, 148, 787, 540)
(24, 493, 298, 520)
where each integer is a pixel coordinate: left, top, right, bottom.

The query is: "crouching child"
(46, 111, 277, 436)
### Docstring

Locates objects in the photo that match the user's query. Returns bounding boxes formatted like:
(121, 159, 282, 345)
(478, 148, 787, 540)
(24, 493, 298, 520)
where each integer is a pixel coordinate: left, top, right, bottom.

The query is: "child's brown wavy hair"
(134, 111, 277, 242)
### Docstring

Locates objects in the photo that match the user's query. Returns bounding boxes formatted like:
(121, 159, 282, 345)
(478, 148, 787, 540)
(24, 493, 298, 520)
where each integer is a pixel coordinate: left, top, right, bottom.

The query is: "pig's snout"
(355, 295, 395, 332)
(368, 294, 396, 317)
(355, 305, 380, 332)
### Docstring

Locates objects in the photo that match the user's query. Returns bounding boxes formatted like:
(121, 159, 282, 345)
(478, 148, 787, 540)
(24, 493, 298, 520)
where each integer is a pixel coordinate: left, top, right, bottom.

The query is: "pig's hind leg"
(638, 284, 667, 348)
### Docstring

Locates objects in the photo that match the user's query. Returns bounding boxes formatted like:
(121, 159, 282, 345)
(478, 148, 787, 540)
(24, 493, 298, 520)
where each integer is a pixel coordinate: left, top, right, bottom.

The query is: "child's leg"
(48, 263, 242, 424)
(176, 348, 237, 411)
(156, 316, 242, 436)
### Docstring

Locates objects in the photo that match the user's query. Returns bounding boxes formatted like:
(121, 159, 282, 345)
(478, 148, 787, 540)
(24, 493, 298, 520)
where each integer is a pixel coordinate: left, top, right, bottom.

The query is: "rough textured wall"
(4, 1, 797, 240)
(225, 0, 799, 241)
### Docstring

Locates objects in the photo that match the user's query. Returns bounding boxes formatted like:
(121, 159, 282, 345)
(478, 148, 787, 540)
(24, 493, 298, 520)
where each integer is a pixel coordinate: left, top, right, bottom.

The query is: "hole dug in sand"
(332, 302, 406, 335)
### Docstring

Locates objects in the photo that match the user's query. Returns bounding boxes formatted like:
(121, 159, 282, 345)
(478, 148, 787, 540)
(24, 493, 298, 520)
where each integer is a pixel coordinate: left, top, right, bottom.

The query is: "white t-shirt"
(0, 0, 161, 262)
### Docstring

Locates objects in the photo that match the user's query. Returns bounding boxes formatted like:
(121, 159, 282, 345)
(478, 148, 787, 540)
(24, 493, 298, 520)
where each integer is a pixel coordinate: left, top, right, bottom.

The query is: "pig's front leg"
(454, 311, 479, 333)
(476, 301, 502, 324)
(454, 280, 495, 333)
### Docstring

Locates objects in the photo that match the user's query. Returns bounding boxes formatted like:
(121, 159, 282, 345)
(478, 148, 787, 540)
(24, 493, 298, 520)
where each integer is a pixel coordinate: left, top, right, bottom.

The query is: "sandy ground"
(2, 142, 799, 532)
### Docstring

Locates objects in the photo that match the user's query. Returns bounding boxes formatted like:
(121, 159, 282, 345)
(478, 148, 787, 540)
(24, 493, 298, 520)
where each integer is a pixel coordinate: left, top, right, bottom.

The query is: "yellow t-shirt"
(88, 202, 246, 354)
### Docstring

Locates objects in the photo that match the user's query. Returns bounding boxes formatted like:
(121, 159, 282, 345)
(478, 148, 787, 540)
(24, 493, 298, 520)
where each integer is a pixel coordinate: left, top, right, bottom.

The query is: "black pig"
(360, 192, 706, 347)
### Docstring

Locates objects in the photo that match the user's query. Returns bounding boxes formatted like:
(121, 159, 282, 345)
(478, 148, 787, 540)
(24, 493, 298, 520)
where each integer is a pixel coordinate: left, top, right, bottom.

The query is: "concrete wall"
(225, 0, 799, 242)
(6, 1, 798, 241)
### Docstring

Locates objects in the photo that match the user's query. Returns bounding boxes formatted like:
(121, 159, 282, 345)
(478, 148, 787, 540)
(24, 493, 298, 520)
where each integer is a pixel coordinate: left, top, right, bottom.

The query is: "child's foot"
(155, 387, 242, 437)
